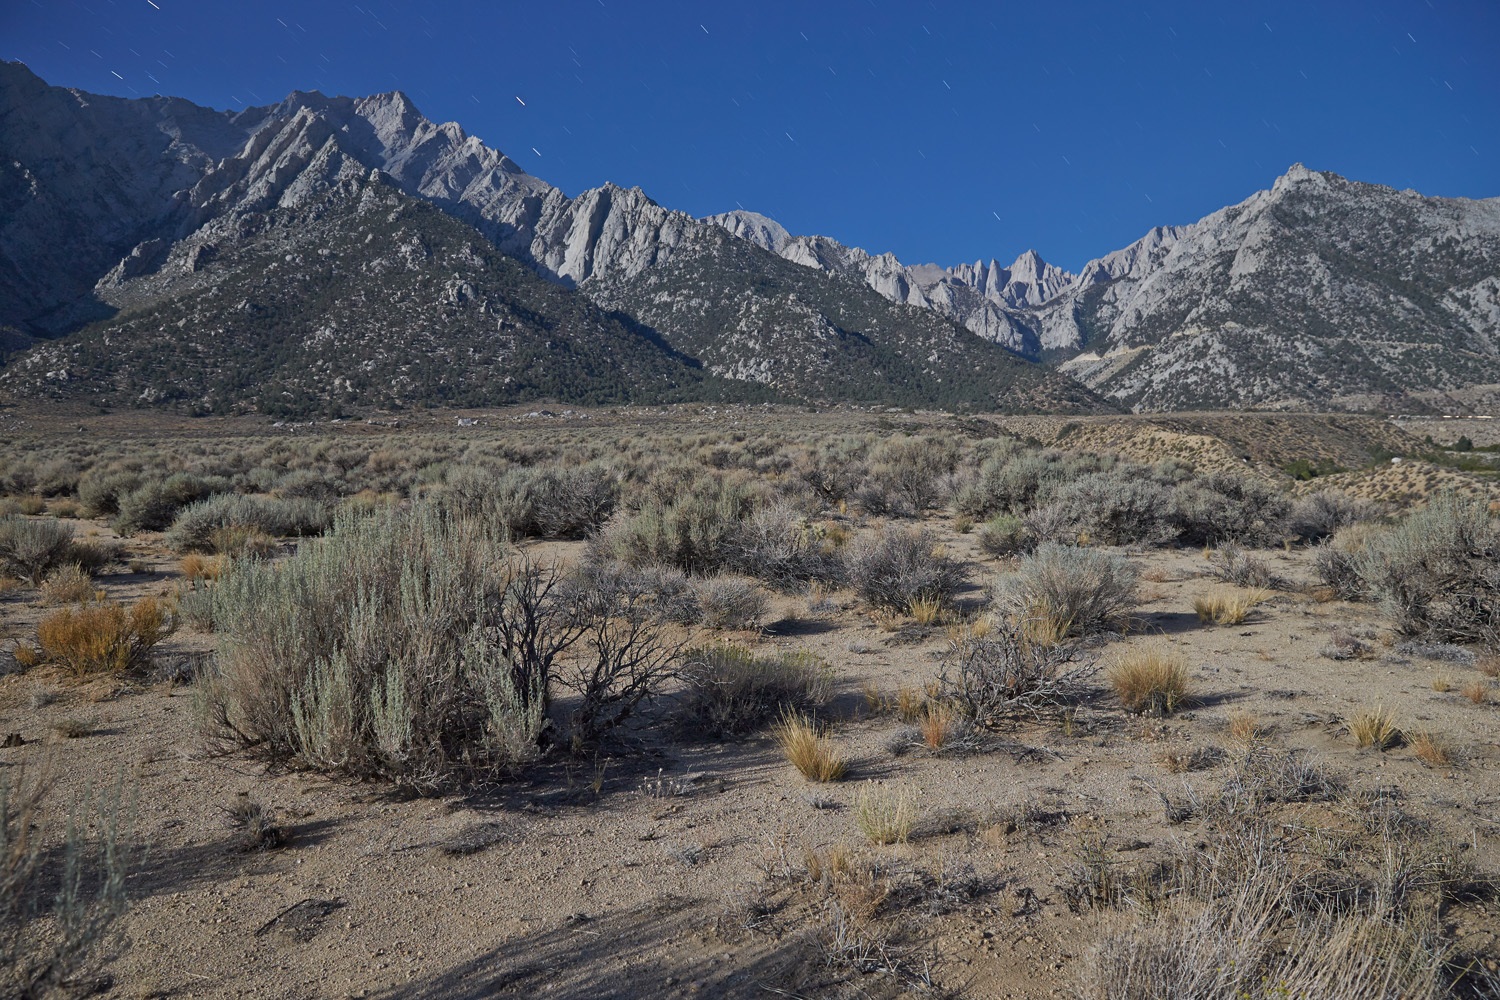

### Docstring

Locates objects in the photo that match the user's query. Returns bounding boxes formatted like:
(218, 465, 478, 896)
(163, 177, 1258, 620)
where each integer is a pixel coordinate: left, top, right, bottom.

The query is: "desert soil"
(3, 516, 1499, 999)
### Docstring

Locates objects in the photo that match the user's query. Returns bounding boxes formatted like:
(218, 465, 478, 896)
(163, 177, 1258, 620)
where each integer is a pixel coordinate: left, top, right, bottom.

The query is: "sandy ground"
(3, 520, 1499, 999)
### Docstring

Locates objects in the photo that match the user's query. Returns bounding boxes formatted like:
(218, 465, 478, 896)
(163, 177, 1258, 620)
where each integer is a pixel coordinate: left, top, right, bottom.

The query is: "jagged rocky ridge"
(0, 62, 1105, 415)
(707, 169, 1500, 413)
(3, 60, 1497, 413)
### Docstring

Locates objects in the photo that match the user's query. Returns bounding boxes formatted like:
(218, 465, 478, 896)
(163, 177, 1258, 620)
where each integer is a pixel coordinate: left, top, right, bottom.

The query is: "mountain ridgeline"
(1, 61, 1497, 415)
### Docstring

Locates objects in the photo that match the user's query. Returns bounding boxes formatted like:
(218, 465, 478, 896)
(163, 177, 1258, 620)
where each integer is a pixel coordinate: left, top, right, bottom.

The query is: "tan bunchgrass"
(1477, 655, 1500, 679)
(773, 711, 847, 782)
(919, 701, 958, 751)
(803, 843, 855, 884)
(1407, 730, 1453, 768)
(1349, 705, 1401, 750)
(854, 783, 916, 846)
(1461, 681, 1491, 705)
(39, 564, 102, 606)
(907, 596, 942, 626)
(1432, 675, 1453, 693)
(896, 686, 924, 723)
(1015, 596, 1073, 648)
(1108, 644, 1190, 715)
(179, 553, 226, 583)
(49, 716, 94, 739)
(1227, 709, 1265, 747)
(1193, 586, 1271, 626)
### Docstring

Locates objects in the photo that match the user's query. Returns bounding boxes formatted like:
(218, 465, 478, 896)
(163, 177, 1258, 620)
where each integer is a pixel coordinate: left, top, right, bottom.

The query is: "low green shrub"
(1353, 492, 1500, 645)
(993, 541, 1137, 638)
(165, 494, 331, 552)
(846, 527, 966, 612)
(678, 644, 832, 734)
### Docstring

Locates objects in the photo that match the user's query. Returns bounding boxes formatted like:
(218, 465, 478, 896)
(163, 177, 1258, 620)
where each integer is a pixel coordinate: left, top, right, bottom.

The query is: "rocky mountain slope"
(3, 174, 760, 415)
(706, 210, 1070, 355)
(4, 60, 1496, 414)
(710, 168, 1500, 413)
(0, 62, 1101, 416)
(587, 225, 1101, 412)
(1037, 165, 1500, 411)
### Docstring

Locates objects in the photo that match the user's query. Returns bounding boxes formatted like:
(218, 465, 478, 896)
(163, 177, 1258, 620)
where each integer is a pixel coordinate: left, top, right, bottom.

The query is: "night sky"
(5, 0, 1498, 272)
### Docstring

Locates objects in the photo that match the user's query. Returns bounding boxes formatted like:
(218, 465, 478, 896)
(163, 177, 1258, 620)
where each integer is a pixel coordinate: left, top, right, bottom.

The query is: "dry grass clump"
(1159, 746, 1225, 774)
(919, 701, 959, 751)
(179, 553, 227, 583)
(1407, 730, 1454, 768)
(1432, 674, 1453, 692)
(854, 784, 916, 845)
(206, 526, 279, 558)
(1108, 644, 1190, 715)
(772, 712, 847, 782)
(39, 564, 103, 605)
(896, 685, 925, 723)
(1478, 654, 1500, 678)
(1193, 586, 1271, 626)
(1225, 709, 1266, 747)
(679, 644, 832, 735)
(1349, 705, 1402, 750)
(907, 596, 942, 625)
(1460, 680, 1491, 705)
(35, 596, 177, 676)
(226, 799, 286, 852)
(49, 716, 96, 739)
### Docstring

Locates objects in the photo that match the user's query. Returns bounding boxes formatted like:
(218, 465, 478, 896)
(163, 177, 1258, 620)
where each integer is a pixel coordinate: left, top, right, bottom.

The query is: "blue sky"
(5, 0, 1498, 272)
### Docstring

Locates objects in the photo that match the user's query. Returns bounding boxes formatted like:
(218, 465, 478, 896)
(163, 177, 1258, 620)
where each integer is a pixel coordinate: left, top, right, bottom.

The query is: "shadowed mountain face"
(4, 60, 1495, 414)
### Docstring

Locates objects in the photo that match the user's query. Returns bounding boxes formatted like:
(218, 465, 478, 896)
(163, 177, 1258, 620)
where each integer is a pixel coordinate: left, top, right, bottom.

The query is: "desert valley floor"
(2, 405, 1499, 999)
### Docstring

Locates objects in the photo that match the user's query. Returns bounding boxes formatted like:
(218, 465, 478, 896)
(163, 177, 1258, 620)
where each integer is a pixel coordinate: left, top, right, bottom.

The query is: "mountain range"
(2, 61, 1497, 416)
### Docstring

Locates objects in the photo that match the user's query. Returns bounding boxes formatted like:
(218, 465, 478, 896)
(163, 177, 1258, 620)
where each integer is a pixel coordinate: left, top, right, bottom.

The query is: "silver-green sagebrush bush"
(165, 493, 331, 552)
(0, 515, 78, 583)
(845, 527, 966, 612)
(1353, 491, 1500, 646)
(1, 772, 134, 999)
(442, 464, 619, 540)
(198, 505, 555, 791)
(993, 541, 1137, 638)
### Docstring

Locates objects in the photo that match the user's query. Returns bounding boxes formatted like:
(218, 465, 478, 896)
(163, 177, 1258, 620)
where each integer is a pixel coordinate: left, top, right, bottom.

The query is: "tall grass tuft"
(772, 712, 847, 782)
(854, 784, 917, 845)
(1108, 645, 1190, 715)
(678, 644, 831, 735)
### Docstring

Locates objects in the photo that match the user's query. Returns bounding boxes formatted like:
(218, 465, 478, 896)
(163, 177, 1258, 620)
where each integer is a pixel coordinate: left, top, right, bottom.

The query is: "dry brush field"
(1, 404, 1499, 1000)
